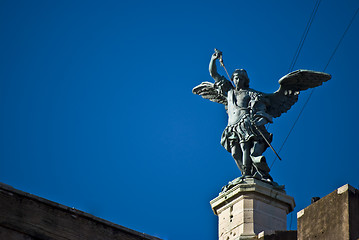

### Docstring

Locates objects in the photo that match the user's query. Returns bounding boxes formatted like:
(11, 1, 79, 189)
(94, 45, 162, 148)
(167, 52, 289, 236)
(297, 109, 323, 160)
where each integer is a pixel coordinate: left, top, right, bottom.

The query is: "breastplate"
(227, 89, 251, 125)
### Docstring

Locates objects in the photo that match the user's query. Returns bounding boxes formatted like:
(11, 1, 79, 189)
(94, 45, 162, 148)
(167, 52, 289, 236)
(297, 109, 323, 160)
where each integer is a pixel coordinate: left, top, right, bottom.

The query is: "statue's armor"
(227, 89, 251, 126)
(218, 85, 272, 152)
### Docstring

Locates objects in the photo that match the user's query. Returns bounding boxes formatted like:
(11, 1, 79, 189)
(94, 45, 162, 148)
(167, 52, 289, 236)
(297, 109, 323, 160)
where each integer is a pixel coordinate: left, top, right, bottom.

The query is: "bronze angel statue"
(193, 49, 331, 187)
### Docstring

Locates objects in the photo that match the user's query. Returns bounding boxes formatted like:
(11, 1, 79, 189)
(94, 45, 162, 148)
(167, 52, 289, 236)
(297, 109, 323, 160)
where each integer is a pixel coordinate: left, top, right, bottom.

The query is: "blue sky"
(1, 1, 359, 239)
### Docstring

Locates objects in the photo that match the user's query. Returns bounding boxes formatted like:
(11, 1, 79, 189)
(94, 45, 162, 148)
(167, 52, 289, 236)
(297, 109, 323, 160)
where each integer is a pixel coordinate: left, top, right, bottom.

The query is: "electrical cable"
(269, 0, 321, 169)
(288, 0, 321, 73)
(270, 4, 359, 170)
(266, 0, 320, 134)
(323, 6, 359, 72)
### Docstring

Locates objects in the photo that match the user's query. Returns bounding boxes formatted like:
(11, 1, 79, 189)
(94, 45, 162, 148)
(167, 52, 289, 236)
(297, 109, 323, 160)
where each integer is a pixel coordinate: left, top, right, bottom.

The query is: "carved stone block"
(210, 178, 295, 240)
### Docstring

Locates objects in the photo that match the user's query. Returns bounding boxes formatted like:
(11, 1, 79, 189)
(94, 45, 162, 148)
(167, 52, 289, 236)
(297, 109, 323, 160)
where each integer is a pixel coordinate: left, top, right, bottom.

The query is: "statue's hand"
(211, 52, 221, 60)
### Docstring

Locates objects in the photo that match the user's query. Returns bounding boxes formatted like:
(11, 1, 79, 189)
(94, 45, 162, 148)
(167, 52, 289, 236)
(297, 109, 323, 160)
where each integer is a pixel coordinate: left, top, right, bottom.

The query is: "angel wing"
(192, 81, 228, 108)
(265, 69, 331, 118)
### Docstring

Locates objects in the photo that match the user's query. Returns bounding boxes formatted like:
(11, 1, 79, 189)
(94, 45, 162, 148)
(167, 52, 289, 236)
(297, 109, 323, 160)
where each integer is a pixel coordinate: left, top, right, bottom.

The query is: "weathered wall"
(0, 183, 161, 240)
(297, 184, 359, 240)
(349, 186, 359, 239)
(0, 225, 36, 240)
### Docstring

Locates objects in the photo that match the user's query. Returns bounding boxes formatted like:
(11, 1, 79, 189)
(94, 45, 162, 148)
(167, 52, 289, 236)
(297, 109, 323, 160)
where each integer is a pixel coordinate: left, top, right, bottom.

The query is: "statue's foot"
(261, 176, 273, 183)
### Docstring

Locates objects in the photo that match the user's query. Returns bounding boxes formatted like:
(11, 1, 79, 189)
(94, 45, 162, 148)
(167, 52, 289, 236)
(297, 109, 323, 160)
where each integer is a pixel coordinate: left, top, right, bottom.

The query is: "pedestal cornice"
(210, 178, 295, 215)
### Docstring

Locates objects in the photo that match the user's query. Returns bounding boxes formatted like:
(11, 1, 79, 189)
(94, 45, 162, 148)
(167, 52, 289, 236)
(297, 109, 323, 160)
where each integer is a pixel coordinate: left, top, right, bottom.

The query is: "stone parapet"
(210, 178, 295, 240)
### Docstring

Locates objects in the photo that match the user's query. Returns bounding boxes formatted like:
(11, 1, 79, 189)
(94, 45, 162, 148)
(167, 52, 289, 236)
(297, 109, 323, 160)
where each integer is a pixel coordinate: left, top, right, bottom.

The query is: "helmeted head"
(231, 69, 249, 89)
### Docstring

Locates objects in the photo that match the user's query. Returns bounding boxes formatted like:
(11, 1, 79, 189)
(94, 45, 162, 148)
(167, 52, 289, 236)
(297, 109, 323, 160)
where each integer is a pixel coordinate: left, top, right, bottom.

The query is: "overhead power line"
(270, 4, 359, 169)
(270, 0, 321, 169)
(323, 6, 359, 72)
(288, 0, 321, 73)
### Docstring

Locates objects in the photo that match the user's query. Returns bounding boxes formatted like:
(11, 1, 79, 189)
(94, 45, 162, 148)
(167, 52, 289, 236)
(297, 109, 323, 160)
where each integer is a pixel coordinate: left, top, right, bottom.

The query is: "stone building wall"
(0, 182, 161, 240)
(297, 184, 359, 240)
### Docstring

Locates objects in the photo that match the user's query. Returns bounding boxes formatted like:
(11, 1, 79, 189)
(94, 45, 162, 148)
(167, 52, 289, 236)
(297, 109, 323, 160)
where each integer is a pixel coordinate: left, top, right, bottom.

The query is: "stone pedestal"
(210, 178, 295, 240)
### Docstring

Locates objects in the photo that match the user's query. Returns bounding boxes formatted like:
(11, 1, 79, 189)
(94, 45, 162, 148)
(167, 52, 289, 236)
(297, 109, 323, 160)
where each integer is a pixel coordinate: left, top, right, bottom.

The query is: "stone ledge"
(210, 178, 295, 215)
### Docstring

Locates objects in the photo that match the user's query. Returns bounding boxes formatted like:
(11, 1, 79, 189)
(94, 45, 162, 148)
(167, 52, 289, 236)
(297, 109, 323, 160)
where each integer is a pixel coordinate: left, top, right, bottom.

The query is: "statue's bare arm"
(209, 52, 223, 82)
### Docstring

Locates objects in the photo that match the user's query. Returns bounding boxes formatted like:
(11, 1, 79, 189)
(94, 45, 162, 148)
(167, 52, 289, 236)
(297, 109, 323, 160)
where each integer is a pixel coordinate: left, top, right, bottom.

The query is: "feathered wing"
(192, 82, 228, 109)
(265, 69, 331, 118)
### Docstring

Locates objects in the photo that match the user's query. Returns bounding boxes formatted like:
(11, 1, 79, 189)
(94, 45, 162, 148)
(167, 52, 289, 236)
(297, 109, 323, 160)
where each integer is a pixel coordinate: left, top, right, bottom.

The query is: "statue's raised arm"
(192, 50, 233, 108)
(193, 49, 331, 191)
(209, 51, 224, 82)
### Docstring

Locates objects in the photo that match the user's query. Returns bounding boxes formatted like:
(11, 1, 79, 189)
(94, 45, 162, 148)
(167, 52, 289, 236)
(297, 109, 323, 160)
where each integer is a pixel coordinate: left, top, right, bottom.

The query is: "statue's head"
(231, 69, 249, 89)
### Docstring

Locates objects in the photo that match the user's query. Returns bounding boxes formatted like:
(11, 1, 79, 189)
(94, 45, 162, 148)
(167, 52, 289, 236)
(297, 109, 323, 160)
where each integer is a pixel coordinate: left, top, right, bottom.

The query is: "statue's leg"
(231, 143, 244, 174)
(251, 141, 272, 180)
(240, 141, 252, 177)
(251, 140, 266, 157)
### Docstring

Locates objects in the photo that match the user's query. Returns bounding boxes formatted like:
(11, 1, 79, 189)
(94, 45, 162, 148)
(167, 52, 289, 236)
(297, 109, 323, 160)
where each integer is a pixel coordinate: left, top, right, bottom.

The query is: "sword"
(214, 48, 233, 85)
(253, 123, 282, 161)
